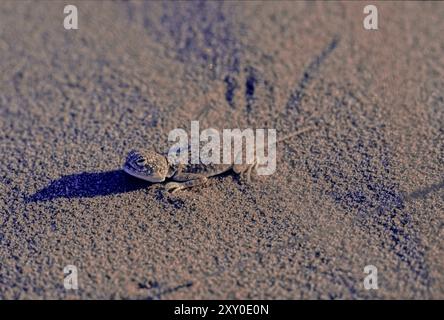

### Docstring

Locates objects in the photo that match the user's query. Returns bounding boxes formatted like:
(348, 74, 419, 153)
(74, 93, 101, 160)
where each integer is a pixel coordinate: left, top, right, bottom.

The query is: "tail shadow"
(405, 179, 444, 200)
(26, 170, 151, 202)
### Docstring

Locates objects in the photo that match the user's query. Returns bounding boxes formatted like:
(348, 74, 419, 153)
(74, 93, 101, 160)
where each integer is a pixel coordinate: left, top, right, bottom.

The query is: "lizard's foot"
(234, 162, 257, 183)
(164, 176, 208, 193)
(164, 182, 184, 193)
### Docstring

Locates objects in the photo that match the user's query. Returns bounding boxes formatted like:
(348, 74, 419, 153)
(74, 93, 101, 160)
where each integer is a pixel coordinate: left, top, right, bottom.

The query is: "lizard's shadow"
(405, 179, 444, 200)
(26, 170, 151, 202)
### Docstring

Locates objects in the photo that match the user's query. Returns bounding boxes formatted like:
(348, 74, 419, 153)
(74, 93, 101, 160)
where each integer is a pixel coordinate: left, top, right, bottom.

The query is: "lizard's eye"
(136, 158, 146, 166)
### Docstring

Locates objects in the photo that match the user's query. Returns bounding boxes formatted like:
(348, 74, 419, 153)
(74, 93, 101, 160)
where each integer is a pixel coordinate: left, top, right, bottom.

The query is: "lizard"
(122, 126, 315, 193)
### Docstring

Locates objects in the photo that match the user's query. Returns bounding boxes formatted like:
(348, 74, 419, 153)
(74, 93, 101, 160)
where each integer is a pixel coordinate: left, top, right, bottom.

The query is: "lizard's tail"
(277, 126, 316, 143)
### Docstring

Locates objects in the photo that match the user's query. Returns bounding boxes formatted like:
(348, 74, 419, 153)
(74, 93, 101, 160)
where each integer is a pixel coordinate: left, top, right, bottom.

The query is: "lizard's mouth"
(123, 167, 165, 182)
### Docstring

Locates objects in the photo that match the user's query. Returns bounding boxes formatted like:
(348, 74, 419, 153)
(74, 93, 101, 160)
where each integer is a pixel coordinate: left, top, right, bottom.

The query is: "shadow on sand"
(405, 179, 444, 200)
(26, 170, 151, 202)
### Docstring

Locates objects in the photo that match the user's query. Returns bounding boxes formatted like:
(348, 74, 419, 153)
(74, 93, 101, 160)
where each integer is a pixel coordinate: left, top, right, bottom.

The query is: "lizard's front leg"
(165, 173, 208, 193)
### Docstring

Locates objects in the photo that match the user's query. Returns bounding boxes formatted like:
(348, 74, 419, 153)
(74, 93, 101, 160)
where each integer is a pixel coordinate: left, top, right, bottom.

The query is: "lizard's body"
(123, 127, 314, 193)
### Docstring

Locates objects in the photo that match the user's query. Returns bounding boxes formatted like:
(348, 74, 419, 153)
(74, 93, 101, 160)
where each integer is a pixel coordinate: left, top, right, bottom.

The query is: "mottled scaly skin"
(171, 161, 233, 177)
(166, 145, 233, 178)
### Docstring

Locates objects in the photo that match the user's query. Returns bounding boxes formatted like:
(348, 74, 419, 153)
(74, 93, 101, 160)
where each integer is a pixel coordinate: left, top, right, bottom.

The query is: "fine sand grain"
(0, 1, 443, 299)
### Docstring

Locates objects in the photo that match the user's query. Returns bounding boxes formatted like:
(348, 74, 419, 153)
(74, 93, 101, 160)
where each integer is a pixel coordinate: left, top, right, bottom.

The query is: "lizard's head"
(123, 150, 169, 182)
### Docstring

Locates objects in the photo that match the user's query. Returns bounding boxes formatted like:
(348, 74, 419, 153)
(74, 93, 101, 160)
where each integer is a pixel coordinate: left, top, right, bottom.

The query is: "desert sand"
(0, 1, 443, 299)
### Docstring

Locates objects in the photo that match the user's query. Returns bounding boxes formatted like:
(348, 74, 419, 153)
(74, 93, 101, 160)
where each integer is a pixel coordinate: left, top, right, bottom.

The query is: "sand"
(0, 1, 443, 299)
